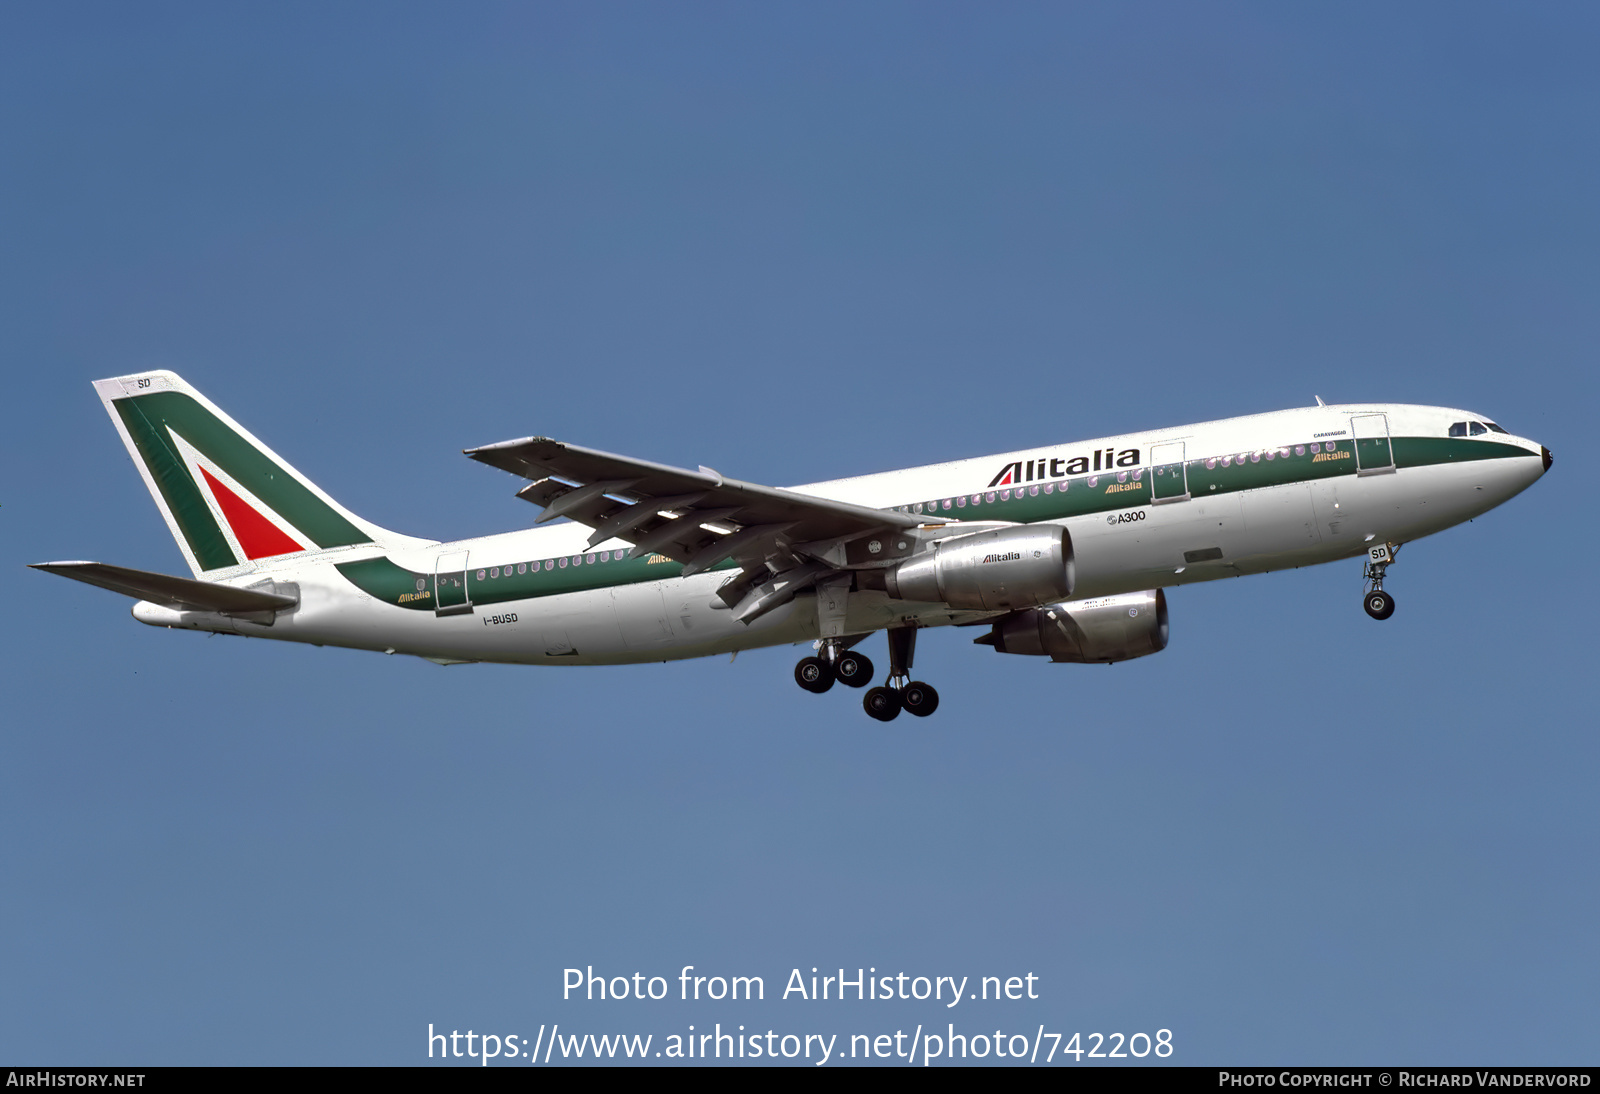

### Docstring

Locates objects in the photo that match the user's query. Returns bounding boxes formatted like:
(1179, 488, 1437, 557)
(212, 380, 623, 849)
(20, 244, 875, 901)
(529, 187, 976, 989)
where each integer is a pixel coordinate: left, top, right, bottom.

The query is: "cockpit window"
(1449, 422, 1469, 438)
(1484, 421, 1509, 434)
(1468, 422, 1487, 436)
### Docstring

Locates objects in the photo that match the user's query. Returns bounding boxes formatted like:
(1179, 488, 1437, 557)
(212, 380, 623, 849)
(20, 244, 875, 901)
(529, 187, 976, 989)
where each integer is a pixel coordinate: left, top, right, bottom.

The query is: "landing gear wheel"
(901, 682, 939, 717)
(834, 652, 874, 688)
(795, 656, 836, 693)
(863, 686, 902, 721)
(1361, 543, 1400, 622)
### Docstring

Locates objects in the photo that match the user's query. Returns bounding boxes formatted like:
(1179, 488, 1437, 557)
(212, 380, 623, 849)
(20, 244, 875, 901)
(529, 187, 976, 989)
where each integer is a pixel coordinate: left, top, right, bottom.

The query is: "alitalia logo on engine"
(982, 551, 1022, 564)
(988, 447, 1142, 488)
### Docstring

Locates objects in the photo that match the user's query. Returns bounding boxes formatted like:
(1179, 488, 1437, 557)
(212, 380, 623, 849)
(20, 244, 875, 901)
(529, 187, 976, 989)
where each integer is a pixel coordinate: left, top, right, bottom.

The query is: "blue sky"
(2, 2, 1595, 1065)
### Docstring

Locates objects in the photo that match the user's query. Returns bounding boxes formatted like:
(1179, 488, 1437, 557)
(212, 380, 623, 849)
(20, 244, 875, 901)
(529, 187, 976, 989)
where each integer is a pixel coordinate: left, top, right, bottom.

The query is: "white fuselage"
(132, 402, 1548, 666)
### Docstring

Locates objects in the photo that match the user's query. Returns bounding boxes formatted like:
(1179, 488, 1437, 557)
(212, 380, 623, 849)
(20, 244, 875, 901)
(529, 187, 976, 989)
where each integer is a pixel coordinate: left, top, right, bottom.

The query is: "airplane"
(32, 371, 1551, 721)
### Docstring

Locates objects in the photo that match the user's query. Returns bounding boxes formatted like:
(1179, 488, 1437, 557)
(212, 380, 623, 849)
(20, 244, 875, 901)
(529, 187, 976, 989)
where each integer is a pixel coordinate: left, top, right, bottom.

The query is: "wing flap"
(464, 435, 924, 624)
(464, 436, 918, 545)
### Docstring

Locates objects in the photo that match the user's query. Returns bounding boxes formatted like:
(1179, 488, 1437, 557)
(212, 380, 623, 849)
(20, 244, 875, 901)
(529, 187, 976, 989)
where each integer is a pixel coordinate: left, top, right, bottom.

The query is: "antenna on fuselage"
(1314, 395, 1327, 406)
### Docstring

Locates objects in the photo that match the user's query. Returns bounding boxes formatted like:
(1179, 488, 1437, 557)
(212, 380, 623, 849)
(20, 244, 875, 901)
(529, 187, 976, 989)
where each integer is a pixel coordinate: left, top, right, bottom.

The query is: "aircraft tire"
(863, 686, 902, 721)
(834, 652, 874, 688)
(795, 656, 836, 693)
(1363, 590, 1396, 620)
(901, 682, 939, 717)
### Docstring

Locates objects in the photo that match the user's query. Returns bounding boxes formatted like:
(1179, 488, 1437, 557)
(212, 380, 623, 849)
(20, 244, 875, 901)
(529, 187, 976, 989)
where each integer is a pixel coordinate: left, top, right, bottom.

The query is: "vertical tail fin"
(95, 371, 414, 577)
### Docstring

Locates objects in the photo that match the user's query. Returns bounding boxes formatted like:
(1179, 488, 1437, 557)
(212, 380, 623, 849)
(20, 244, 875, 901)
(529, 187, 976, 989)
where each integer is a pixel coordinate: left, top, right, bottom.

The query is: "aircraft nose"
(1543, 446, 1553, 472)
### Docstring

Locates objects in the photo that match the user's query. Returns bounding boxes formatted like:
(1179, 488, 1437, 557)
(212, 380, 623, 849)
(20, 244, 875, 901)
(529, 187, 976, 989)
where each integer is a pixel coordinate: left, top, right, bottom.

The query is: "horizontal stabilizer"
(29, 561, 297, 615)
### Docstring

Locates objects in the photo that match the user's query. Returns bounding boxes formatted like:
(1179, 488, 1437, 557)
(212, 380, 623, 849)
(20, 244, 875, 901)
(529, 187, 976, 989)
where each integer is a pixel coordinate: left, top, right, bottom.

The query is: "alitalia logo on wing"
(988, 448, 1142, 488)
(167, 429, 309, 563)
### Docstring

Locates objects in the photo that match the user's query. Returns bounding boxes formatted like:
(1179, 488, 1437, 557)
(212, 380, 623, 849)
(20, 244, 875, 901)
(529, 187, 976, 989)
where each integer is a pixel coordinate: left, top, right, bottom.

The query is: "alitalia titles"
(981, 552, 1022, 564)
(986, 441, 1357, 491)
(988, 448, 1142, 489)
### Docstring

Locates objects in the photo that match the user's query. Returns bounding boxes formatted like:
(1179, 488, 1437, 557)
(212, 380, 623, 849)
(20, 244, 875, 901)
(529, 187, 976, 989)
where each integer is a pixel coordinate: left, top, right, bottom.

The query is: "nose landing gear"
(1363, 589, 1395, 620)
(1362, 542, 1400, 620)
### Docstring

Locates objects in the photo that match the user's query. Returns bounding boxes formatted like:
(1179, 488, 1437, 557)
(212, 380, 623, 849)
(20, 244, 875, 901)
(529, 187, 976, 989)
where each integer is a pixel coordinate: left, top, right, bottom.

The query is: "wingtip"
(464, 436, 557, 458)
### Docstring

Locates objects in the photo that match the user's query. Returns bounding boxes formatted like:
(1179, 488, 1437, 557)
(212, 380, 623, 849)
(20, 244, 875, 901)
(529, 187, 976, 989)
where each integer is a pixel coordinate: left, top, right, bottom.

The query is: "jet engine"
(977, 589, 1168, 663)
(883, 525, 1074, 612)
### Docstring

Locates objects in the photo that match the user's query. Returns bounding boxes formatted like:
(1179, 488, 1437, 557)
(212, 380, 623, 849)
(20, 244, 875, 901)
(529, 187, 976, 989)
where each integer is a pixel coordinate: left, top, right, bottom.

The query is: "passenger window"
(1449, 422, 1468, 437)
(1469, 422, 1487, 436)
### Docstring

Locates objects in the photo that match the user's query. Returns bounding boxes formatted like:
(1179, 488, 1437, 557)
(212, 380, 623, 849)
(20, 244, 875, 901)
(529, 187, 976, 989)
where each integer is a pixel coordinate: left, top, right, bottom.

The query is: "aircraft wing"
(465, 436, 923, 622)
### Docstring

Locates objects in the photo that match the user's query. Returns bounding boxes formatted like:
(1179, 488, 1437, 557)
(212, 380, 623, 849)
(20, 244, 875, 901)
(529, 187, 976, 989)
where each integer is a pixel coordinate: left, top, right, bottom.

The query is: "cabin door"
(1150, 442, 1190, 503)
(1351, 414, 1395, 476)
(434, 551, 473, 615)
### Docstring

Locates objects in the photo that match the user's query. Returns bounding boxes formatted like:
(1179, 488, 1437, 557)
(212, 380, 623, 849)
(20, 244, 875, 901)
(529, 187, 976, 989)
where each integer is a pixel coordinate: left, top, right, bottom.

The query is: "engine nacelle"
(884, 525, 1074, 612)
(980, 589, 1168, 663)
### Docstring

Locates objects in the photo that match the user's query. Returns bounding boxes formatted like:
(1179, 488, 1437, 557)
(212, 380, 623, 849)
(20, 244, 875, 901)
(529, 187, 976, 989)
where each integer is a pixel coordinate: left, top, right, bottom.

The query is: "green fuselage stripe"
(337, 552, 738, 611)
(335, 436, 1532, 610)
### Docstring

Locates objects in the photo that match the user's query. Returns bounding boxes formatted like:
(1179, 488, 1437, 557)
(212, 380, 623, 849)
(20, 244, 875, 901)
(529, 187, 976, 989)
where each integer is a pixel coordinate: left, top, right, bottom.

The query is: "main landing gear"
(792, 628, 940, 720)
(863, 627, 939, 722)
(1362, 541, 1400, 621)
(794, 641, 874, 695)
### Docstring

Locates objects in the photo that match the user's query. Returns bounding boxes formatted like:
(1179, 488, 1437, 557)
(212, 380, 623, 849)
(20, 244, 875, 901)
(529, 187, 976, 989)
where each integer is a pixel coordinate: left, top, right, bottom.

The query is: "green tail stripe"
(117, 399, 238, 571)
(115, 391, 371, 566)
